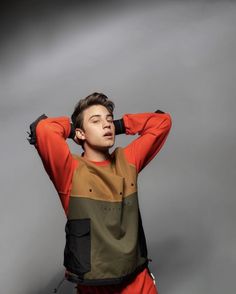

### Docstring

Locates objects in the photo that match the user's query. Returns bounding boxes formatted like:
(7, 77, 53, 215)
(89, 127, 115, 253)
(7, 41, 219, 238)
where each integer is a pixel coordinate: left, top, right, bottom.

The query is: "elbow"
(166, 113, 172, 130)
(160, 113, 172, 131)
(35, 116, 50, 137)
(27, 114, 48, 145)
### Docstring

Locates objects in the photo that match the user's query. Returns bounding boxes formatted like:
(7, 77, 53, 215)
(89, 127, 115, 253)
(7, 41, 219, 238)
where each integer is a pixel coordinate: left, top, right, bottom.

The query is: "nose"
(103, 119, 112, 128)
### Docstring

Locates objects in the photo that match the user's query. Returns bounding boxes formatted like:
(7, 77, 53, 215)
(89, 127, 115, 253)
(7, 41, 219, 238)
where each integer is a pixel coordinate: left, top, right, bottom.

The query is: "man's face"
(76, 104, 115, 151)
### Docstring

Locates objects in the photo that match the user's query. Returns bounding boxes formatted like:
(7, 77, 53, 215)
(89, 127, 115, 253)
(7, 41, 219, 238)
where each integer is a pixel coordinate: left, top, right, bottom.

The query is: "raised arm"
(27, 114, 78, 213)
(114, 110, 172, 173)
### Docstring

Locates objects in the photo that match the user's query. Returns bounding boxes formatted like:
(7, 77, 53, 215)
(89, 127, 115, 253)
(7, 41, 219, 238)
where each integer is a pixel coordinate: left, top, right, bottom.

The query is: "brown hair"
(71, 92, 115, 149)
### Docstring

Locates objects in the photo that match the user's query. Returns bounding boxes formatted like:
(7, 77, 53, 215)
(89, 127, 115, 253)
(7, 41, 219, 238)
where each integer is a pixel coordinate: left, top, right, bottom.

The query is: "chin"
(103, 141, 115, 149)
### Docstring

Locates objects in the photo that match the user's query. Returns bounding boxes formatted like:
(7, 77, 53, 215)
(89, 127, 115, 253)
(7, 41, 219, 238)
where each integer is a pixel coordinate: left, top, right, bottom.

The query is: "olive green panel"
(68, 192, 145, 279)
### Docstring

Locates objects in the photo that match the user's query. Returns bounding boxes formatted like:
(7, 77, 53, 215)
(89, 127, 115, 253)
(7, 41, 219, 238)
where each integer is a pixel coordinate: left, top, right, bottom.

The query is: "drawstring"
(147, 258, 156, 285)
(150, 272, 156, 285)
(52, 276, 66, 293)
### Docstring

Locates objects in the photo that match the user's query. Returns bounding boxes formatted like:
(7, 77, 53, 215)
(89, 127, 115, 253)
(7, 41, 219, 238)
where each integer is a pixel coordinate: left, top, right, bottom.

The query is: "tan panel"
(70, 147, 138, 202)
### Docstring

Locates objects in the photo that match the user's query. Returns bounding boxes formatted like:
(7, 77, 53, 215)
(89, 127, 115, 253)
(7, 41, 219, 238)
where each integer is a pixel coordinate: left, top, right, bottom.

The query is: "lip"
(103, 132, 113, 137)
(104, 135, 113, 138)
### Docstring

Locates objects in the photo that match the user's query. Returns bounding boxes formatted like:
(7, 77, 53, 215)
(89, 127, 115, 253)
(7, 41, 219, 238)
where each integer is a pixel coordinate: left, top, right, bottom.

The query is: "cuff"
(26, 113, 48, 145)
(155, 109, 165, 114)
(68, 123, 76, 139)
(113, 118, 125, 135)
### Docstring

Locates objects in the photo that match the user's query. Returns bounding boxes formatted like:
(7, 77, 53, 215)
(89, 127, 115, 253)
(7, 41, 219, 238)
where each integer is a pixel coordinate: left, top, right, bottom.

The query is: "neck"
(82, 149, 111, 162)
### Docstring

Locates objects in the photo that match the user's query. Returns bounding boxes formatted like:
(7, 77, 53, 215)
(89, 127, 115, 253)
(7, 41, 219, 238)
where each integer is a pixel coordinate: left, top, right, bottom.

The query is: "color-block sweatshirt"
(28, 110, 172, 287)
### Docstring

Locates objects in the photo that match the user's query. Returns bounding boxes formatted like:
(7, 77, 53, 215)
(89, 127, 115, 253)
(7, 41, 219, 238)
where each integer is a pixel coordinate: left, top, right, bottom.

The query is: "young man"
(27, 92, 172, 294)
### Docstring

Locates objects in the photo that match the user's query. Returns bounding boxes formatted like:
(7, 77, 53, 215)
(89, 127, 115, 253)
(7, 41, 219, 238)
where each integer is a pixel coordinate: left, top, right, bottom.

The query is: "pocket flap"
(66, 219, 90, 237)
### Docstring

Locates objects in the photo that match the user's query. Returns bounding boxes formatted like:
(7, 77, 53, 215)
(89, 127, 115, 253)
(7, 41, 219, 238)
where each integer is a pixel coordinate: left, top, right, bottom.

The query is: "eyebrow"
(89, 114, 114, 121)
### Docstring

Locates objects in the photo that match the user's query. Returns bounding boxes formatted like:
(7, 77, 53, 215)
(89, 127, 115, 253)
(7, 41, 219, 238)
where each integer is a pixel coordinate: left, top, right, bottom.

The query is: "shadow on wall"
(148, 232, 213, 294)
(33, 271, 76, 294)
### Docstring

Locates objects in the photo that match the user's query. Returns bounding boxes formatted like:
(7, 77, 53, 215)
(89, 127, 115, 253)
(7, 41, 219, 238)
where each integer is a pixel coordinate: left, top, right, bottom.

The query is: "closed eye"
(92, 119, 113, 123)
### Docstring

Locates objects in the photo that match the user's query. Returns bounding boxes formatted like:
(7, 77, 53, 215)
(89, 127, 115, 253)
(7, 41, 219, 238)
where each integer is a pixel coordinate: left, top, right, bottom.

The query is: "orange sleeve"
(122, 112, 172, 173)
(34, 116, 78, 213)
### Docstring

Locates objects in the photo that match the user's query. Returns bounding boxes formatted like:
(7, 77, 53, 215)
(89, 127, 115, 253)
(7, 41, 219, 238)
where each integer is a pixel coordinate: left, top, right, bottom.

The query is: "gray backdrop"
(1, 1, 235, 293)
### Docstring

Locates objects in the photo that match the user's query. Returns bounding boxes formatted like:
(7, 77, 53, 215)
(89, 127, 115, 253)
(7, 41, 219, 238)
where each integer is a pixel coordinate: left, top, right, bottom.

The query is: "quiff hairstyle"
(71, 92, 115, 149)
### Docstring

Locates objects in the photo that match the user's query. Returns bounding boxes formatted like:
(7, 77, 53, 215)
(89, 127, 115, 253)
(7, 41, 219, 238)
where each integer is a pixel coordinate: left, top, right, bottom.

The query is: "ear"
(75, 128, 86, 141)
